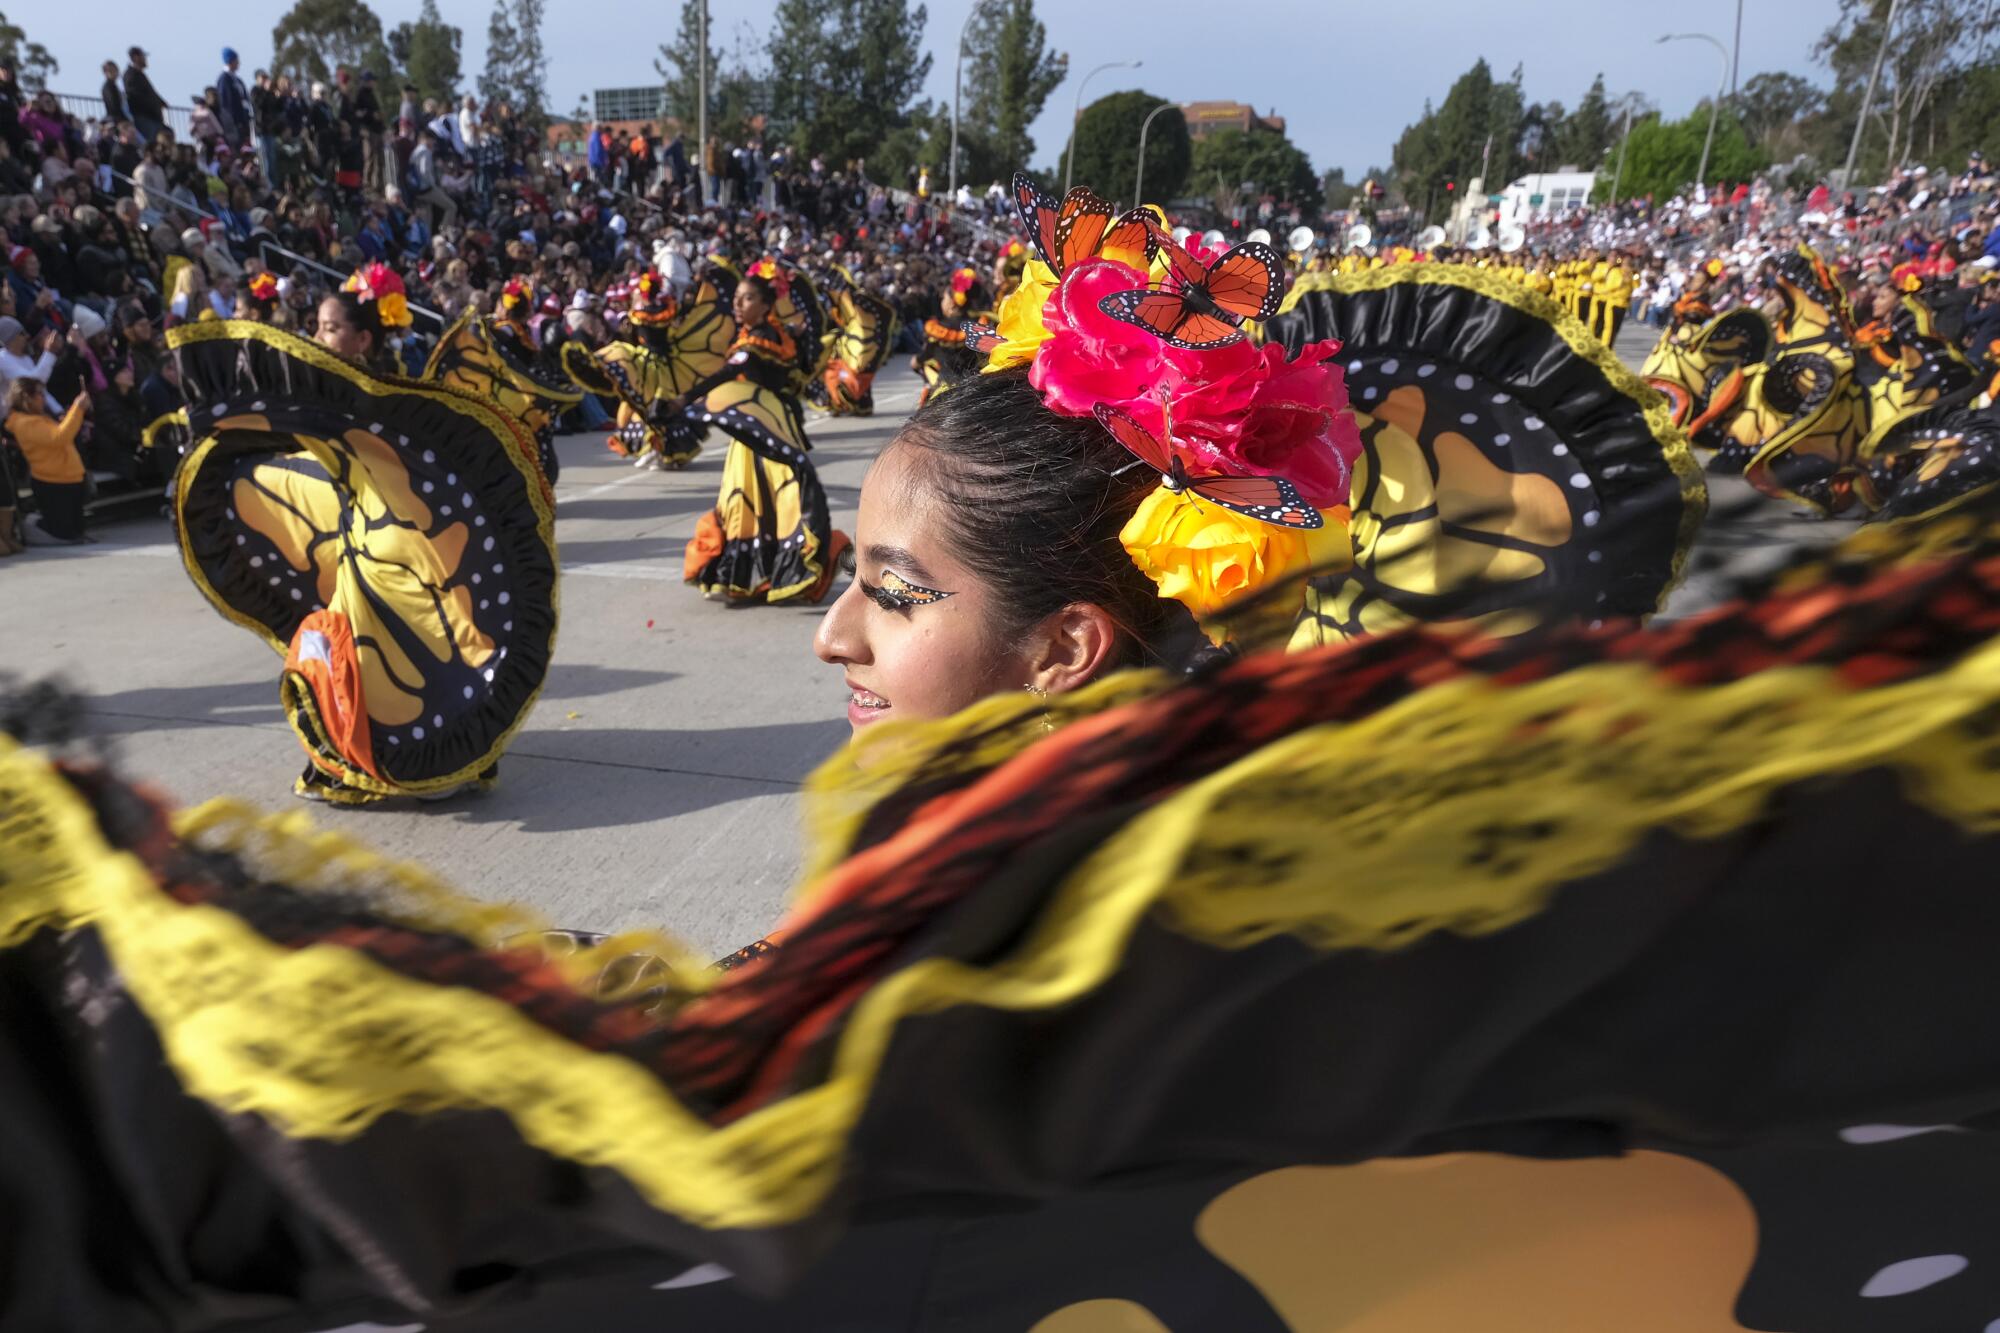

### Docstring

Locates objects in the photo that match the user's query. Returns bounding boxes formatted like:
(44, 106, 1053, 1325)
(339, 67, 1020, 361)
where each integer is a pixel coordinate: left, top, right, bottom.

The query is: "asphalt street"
(3, 333, 1850, 952)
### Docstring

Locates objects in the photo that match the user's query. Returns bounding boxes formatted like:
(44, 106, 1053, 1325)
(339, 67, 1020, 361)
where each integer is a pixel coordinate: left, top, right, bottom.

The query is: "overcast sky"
(32, 0, 1841, 179)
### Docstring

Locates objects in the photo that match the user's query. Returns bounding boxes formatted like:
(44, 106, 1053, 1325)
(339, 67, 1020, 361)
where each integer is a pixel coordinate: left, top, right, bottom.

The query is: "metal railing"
(99, 168, 444, 330)
(52, 91, 193, 141)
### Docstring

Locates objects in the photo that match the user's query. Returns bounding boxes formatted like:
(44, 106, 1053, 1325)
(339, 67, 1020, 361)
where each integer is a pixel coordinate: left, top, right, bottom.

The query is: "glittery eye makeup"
(861, 569, 955, 611)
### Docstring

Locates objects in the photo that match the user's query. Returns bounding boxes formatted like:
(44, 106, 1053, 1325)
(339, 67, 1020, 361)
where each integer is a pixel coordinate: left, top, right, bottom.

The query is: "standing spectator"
(457, 95, 481, 163)
(188, 90, 222, 149)
(99, 61, 128, 125)
(392, 84, 419, 186)
(251, 71, 280, 182)
(353, 70, 384, 195)
(406, 129, 456, 231)
(426, 101, 464, 157)
(703, 135, 721, 206)
(217, 49, 251, 151)
(7, 373, 91, 543)
(106, 121, 142, 192)
(133, 140, 170, 221)
(124, 47, 167, 146)
(0, 65, 23, 160)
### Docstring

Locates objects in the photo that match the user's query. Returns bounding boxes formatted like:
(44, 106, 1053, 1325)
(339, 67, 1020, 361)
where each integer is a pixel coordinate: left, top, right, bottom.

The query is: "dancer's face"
(733, 284, 770, 327)
(815, 440, 1037, 735)
(314, 297, 371, 361)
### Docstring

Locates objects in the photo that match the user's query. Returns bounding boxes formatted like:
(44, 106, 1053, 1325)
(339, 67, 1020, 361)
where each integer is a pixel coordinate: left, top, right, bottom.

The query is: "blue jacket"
(587, 131, 608, 170)
(218, 70, 251, 136)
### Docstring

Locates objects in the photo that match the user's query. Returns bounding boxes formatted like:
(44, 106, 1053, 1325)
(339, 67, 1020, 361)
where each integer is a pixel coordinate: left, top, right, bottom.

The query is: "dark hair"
(327, 288, 387, 368)
(740, 272, 777, 307)
(895, 366, 1207, 671)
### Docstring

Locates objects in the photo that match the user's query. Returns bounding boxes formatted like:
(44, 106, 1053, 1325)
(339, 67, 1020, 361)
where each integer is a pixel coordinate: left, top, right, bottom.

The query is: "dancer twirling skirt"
(565, 269, 733, 471)
(819, 267, 896, 415)
(168, 317, 558, 803)
(680, 271, 847, 604)
(423, 308, 582, 487)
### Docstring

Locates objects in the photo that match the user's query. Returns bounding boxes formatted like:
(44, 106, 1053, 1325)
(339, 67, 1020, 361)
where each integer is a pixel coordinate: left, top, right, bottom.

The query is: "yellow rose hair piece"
(343, 262, 414, 330)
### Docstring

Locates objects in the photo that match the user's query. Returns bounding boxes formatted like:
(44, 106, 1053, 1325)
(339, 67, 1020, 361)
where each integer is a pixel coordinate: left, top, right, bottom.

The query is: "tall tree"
(479, 0, 518, 109)
(509, 0, 548, 125)
(767, 0, 933, 165)
(388, 0, 462, 105)
(1735, 71, 1826, 159)
(1059, 90, 1189, 204)
(1188, 124, 1317, 208)
(958, 0, 1067, 183)
(1515, 100, 1566, 169)
(1817, 0, 1996, 174)
(272, 0, 395, 85)
(1391, 59, 1524, 203)
(0, 11, 56, 92)
(1554, 74, 1613, 170)
(655, 0, 719, 137)
(1321, 166, 1356, 211)
(1597, 108, 1767, 201)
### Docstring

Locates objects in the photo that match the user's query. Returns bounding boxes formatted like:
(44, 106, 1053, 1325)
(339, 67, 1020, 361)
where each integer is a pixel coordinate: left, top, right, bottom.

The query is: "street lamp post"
(1134, 101, 1175, 205)
(949, 0, 1002, 201)
(1656, 32, 1729, 199)
(696, 0, 706, 205)
(1609, 100, 1635, 203)
(1065, 59, 1142, 196)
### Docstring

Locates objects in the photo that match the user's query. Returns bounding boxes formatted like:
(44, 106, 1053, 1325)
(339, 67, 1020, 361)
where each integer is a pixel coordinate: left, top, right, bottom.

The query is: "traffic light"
(1445, 180, 1456, 193)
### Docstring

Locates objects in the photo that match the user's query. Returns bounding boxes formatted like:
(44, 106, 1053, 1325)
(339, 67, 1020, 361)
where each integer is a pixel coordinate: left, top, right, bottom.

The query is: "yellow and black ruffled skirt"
(681, 379, 842, 603)
(1266, 265, 1706, 646)
(423, 311, 582, 485)
(9, 491, 2000, 1329)
(168, 321, 559, 802)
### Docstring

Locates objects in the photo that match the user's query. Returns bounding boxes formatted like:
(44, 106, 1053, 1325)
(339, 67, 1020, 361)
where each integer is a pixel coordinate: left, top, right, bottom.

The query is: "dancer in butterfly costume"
(15, 167, 2000, 1333)
(1647, 247, 1981, 515)
(14, 467, 2000, 1332)
(816, 265, 897, 415)
(166, 281, 559, 804)
(678, 264, 849, 604)
(913, 265, 995, 405)
(562, 267, 731, 472)
(1264, 262, 1706, 644)
(423, 306, 583, 485)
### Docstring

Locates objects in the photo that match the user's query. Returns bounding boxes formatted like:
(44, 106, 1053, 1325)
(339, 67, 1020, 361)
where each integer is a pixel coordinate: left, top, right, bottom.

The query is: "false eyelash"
(862, 570, 955, 611)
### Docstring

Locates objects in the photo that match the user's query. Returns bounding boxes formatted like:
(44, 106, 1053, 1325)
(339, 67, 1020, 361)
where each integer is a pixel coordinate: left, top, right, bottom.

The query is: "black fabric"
(11, 766, 2000, 1330)
(1267, 275, 1695, 625)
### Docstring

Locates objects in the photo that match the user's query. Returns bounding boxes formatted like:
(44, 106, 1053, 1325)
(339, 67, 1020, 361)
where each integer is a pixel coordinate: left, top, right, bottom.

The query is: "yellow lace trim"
(9, 626, 2000, 1231)
(793, 670, 1169, 897)
(1277, 265, 1708, 612)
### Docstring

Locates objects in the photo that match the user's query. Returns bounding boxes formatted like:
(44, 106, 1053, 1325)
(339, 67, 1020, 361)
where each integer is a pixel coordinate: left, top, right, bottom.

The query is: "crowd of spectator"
(0, 39, 1025, 550)
(1504, 157, 2000, 352)
(9, 37, 1992, 554)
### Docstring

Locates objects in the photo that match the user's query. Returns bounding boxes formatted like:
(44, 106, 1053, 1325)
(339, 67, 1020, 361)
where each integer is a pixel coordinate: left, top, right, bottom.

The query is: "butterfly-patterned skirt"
(1265, 266, 1706, 644)
(423, 311, 581, 485)
(681, 378, 839, 604)
(168, 321, 559, 802)
(10, 487, 2000, 1330)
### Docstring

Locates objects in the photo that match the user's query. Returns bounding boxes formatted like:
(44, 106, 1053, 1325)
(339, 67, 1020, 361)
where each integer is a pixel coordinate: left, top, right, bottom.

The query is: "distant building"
(1497, 170, 1598, 226)
(1180, 101, 1287, 140)
(594, 86, 665, 123)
